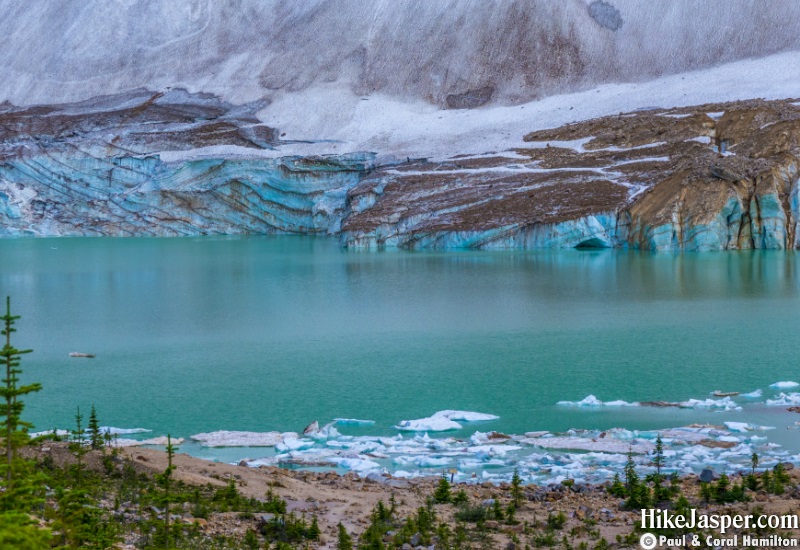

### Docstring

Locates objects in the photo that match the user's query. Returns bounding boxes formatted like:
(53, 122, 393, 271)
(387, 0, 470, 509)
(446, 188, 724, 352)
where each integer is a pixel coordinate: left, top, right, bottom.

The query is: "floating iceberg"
(770, 381, 800, 389)
(525, 436, 654, 454)
(435, 410, 500, 422)
(741, 389, 763, 398)
(724, 422, 775, 433)
(331, 457, 381, 472)
(557, 395, 638, 407)
(395, 410, 498, 431)
(680, 397, 741, 411)
(276, 437, 315, 452)
(395, 416, 462, 432)
(766, 393, 800, 406)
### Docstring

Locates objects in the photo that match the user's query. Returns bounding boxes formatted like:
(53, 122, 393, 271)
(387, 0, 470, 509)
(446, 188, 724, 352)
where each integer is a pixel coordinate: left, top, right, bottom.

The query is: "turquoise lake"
(1, 236, 799, 471)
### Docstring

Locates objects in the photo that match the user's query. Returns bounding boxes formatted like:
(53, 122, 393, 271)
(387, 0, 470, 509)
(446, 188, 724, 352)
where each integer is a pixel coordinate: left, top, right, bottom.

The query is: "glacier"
(1, 3, 800, 250)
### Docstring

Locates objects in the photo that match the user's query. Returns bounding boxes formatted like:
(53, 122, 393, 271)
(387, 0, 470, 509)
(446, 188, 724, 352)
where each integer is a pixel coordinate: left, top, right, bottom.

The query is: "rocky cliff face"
(1, 90, 798, 251)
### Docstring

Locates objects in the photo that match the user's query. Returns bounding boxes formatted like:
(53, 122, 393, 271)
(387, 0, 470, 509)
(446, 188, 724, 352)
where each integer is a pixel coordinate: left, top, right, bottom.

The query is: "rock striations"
(1, 92, 799, 251)
(342, 99, 800, 251)
(0, 90, 374, 236)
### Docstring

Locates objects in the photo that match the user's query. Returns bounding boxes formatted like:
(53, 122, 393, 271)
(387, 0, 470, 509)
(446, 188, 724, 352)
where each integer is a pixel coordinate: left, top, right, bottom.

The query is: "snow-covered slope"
(1, 0, 799, 109)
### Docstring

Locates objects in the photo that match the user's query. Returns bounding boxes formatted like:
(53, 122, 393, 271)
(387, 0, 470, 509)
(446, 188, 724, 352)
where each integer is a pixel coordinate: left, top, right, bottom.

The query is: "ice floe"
(770, 381, 800, 389)
(557, 395, 638, 407)
(679, 397, 741, 411)
(724, 422, 775, 433)
(191, 430, 285, 447)
(521, 435, 653, 454)
(395, 410, 498, 431)
(766, 393, 800, 406)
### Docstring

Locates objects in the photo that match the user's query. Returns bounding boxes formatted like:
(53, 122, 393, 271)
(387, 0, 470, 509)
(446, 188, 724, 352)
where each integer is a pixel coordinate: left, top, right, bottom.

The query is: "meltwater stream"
(1, 236, 799, 483)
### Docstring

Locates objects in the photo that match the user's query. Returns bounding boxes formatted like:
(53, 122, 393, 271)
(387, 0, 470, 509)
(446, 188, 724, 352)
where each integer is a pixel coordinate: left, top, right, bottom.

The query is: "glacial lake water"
(1, 236, 799, 478)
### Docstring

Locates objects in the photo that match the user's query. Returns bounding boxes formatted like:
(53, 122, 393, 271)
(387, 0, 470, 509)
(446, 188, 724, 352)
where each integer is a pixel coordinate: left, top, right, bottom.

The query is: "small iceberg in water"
(395, 410, 499, 432)
(557, 395, 638, 407)
(766, 393, 800, 406)
(770, 381, 800, 389)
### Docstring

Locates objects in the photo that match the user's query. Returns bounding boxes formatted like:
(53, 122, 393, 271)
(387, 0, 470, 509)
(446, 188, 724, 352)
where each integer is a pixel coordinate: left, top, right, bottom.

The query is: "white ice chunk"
(394, 455, 452, 467)
(724, 422, 775, 433)
(557, 395, 638, 407)
(331, 457, 381, 472)
(770, 381, 800, 389)
(395, 410, 497, 431)
(190, 430, 283, 447)
(526, 436, 653, 454)
(680, 397, 741, 411)
(306, 422, 341, 441)
(435, 410, 500, 422)
(276, 436, 315, 452)
(766, 393, 800, 406)
(741, 389, 762, 398)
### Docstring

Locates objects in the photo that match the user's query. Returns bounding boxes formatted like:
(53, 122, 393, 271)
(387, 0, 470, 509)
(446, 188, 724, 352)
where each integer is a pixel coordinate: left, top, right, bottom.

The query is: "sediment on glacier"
(340, 98, 800, 251)
(1, 93, 799, 251)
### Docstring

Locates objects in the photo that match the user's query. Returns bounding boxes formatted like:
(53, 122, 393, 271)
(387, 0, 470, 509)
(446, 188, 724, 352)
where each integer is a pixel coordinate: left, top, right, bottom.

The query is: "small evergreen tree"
(336, 522, 353, 550)
(88, 404, 102, 450)
(653, 435, 665, 479)
(510, 468, 524, 509)
(0, 296, 42, 480)
(751, 452, 759, 475)
(433, 474, 451, 503)
(156, 434, 178, 548)
(308, 515, 320, 540)
(623, 449, 639, 494)
(608, 473, 626, 498)
(70, 406, 87, 486)
(0, 298, 49, 546)
(452, 488, 469, 505)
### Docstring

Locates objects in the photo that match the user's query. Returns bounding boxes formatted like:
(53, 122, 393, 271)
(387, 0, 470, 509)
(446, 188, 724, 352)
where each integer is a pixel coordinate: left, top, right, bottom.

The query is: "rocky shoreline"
(33, 442, 800, 549)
